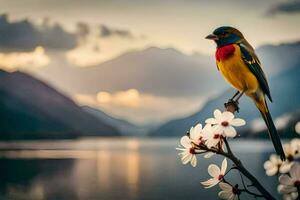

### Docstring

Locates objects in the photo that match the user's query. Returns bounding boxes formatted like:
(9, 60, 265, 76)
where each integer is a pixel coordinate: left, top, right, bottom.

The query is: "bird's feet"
(224, 99, 240, 113)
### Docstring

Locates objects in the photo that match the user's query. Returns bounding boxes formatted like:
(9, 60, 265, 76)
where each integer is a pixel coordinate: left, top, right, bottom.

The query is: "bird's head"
(205, 26, 244, 47)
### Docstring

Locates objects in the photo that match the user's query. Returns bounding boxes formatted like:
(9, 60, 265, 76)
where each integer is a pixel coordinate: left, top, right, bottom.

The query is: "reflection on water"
(0, 138, 281, 200)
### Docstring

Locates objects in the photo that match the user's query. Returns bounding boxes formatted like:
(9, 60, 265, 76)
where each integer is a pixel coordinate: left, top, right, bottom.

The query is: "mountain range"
(1, 40, 299, 139)
(35, 41, 300, 100)
(0, 70, 119, 140)
(82, 106, 151, 136)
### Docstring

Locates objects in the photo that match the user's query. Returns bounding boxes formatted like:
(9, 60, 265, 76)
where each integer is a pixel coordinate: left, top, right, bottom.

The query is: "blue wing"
(239, 43, 272, 102)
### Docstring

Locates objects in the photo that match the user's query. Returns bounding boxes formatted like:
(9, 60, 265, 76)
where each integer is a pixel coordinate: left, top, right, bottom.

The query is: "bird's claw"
(224, 99, 240, 113)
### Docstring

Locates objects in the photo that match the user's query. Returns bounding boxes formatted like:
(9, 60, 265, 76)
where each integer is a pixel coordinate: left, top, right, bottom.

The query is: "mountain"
(36, 42, 300, 100)
(82, 106, 151, 136)
(151, 64, 300, 137)
(36, 47, 225, 98)
(0, 70, 119, 140)
(257, 41, 300, 76)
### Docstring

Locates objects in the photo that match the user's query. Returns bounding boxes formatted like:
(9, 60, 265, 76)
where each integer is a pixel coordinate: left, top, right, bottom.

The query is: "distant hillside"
(257, 41, 300, 76)
(151, 64, 300, 137)
(83, 106, 150, 136)
(36, 47, 225, 98)
(0, 70, 119, 140)
(36, 42, 300, 100)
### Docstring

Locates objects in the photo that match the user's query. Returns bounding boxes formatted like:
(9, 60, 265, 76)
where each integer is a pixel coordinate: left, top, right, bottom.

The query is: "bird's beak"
(205, 34, 218, 40)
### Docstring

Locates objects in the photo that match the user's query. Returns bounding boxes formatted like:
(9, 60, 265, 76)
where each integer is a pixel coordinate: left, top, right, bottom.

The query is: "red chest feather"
(215, 44, 235, 62)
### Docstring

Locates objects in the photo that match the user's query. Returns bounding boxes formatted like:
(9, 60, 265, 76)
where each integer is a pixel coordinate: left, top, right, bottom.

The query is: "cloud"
(97, 89, 141, 108)
(0, 46, 50, 72)
(39, 46, 223, 98)
(0, 14, 77, 51)
(76, 22, 90, 41)
(66, 32, 149, 67)
(267, 0, 300, 15)
(100, 25, 134, 39)
(73, 89, 204, 125)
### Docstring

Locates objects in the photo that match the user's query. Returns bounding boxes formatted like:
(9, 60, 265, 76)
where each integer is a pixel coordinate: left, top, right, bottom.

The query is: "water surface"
(0, 138, 281, 200)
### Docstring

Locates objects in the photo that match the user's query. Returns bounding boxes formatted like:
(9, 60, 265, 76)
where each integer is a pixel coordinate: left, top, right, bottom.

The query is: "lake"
(0, 138, 281, 200)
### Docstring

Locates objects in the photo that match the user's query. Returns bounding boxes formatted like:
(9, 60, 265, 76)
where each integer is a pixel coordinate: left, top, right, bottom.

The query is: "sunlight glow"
(0, 46, 50, 72)
(73, 91, 203, 125)
(97, 151, 111, 190)
(127, 151, 140, 200)
(97, 89, 141, 108)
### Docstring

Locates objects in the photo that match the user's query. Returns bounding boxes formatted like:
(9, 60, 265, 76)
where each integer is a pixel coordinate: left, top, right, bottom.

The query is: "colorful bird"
(205, 26, 285, 160)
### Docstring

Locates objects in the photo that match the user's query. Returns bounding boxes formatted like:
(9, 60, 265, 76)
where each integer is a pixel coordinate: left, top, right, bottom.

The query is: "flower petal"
(194, 123, 202, 133)
(280, 162, 293, 174)
(218, 191, 232, 200)
(219, 182, 232, 191)
(180, 136, 192, 148)
(279, 174, 293, 186)
(204, 152, 215, 158)
(270, 154, 281, 164)
(278, 184, 297, 194)
(263, 160, 273, 170)
(190, 155, 197, 167)
(289, 163, 300, 180)
(214, 109, 222, 120)
(190, 123, 202, 141)
(205, 118, 218, 125)
(266, 166, 278, 176)
(224, 126, 237, 137)
(221, 111, 234, 122)
(221, 158, 227, 174)
(181, 153, 192, 164)
(230, 118, 246, 126)
(201, 178, 219, 188)
(208, 164, 221, 177)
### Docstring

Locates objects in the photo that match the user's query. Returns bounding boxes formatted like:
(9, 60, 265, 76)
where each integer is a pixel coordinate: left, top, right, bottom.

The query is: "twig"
(237, 170, 264, 198)
(222, 99, 276, 200)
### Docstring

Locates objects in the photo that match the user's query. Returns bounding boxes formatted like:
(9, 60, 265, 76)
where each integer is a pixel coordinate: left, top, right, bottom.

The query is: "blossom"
(203, 124, 224, 149)
(201, 158, 227, 188)
(218, 182, 240, 200)
(290, 138, 300, 159)
(189, 123, 205, 146)
(176, 135, 202, 167)
(279, 142, 300, 173)
(264, 154, 283, 176)
(278, 163, 300, 196)
(295, 121, 300, 135)
(205, 109, 245, 137)
(278, 185, 298, 200)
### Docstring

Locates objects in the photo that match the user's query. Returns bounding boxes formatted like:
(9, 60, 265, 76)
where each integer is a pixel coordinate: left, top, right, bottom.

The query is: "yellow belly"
(217, 44, 259, 95)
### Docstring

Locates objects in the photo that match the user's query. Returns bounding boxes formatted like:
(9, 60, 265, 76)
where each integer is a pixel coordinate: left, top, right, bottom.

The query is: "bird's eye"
(220, 32, 228, 38)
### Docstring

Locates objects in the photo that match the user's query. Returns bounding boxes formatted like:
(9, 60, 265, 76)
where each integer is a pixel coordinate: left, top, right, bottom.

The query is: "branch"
(222, 99, 276, 200)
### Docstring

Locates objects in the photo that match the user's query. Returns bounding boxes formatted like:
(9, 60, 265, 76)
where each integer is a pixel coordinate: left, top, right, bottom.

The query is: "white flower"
(189, 123, 205, 146)
(176, 135, 202, 167)
(279, 142, 300, 173)
(295, 121, 300, 135)
(279, 163, 300, 196)
(201, 158, 227, 188)
(264, 154, 283, 176)
(278, 185, 299, 200)
(290, 139, 300, 159)
(218, 182, 240, 200)
(205, 109, 245, 137)
(203, 124, 224, 148)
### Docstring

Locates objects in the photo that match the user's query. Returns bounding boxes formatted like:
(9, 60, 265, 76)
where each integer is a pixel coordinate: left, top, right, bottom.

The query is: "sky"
(0, 0, 299, 125)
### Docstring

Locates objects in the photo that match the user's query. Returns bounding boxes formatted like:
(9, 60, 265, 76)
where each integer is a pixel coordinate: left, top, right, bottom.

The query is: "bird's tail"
(255, 99, 286, 160)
